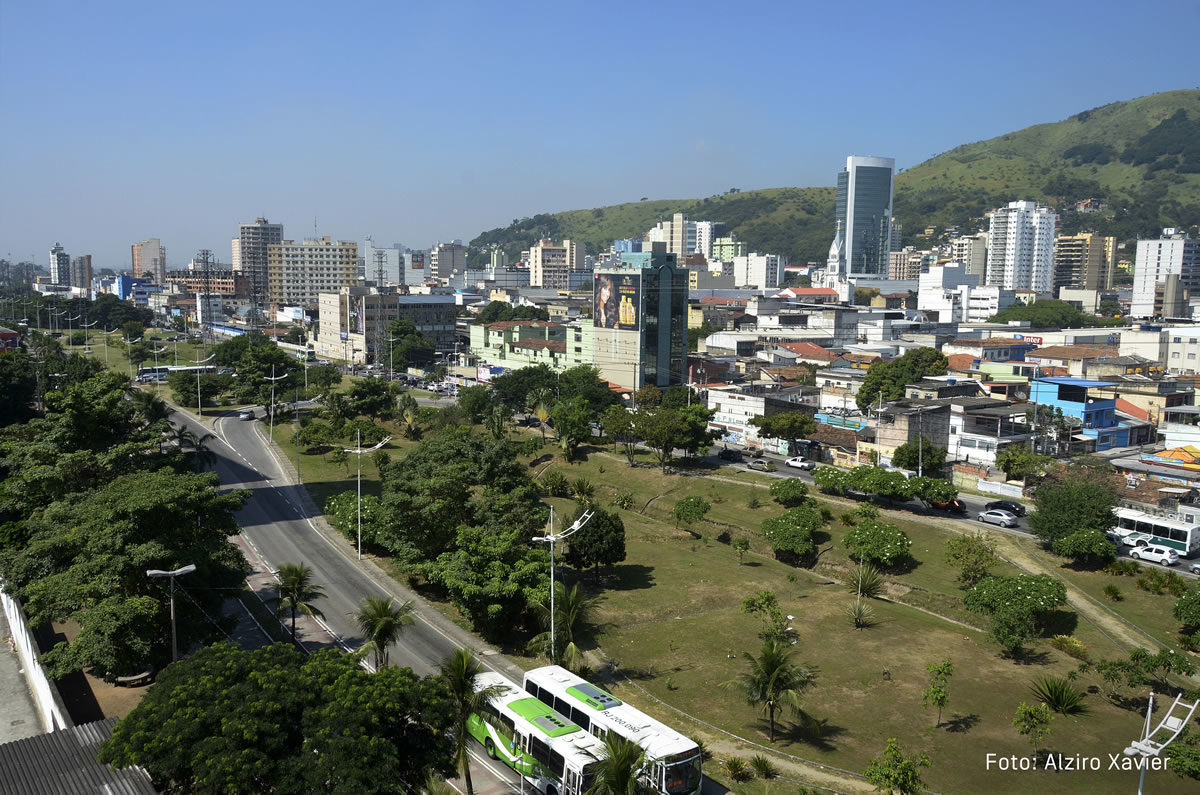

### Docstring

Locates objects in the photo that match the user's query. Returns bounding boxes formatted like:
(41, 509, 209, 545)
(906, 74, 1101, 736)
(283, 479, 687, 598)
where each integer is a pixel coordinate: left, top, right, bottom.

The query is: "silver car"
(977, 509, 1019, 528)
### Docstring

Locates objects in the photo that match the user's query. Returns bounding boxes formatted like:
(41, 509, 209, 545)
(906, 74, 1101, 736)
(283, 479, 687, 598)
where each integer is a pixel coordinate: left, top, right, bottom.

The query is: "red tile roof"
(946, 353, 980, 371)
(1116, 398, 1152, 422)
(776, 287, 839, 298)
(510, 339, 566, 352)
(841, 352, 882, 363)
(948, 337, 1025, 347)
(1026, 344, 1118, 361)
(778, 341, 838, 360)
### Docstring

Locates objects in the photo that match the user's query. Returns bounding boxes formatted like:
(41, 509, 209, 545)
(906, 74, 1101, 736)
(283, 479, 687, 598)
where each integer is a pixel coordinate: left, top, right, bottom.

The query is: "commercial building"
(985, 201, 1057, 292)
(1053, 232, 1115, 292)
(48, 243, 69, 285)
(469, 320, 591, 372)
(233, 218, 284, 310)
(69, 255, 92, 290)
(528, 239, 585, 289)
(266, 236, 359, 306)
(429, 241, 467, 281)
(916, 263, 1016, 323)
(314, 287, 457, 364)
(835, 155, 895, 277)
(1132, 229, 1200, 318)
(130, 238, 167, 283)
(592, 243, 688, 390)
(164, 269, 250, 297)
(950, 233, 988, 280)
(649, 213, 695, 257)
(732, 252, 783, 289)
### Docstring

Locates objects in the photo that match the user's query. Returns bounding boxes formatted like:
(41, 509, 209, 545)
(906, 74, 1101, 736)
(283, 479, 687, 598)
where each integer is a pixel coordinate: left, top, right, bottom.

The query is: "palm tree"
(530, 388, 553, 442)
(396, 393, 422, 440)
(354, 595, 414, 671)
(131, 389, 172, 426)
(322, 391, 352, 429)
(485, 403, 512, 440)
(722, 639, 816, 742)
(441, 648, 507, 795)
(586, 733, 647, 795)
(270, 562, 326, 641)
(530, 581, 600, 670)
(525, 387, 552, 425)
(191, 431, 217, 472)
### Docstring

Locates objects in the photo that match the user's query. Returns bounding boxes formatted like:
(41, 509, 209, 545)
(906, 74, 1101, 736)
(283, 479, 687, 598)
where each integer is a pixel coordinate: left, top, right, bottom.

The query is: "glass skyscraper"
(834, 155, 895, 277)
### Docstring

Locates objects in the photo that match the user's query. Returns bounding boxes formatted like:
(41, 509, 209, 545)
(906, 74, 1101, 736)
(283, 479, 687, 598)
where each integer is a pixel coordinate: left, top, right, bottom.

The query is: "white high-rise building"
(949, 233, 988, 280)
(647, 213, 695, 256)
(985, 201, 1057, 292)
(49, 243, 70, 285)
(266, 236, 359, 306)
(1132, 229, 1200, 318)
(732, 252, 783, 289)
(362, 242, 409, 286)
(835, 155, 895, 277)
(693, 221, 724, 259)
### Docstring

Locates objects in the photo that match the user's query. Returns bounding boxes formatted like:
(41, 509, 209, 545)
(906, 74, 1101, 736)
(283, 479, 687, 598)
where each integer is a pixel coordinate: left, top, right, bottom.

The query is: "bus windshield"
(664, 753, 702, 795)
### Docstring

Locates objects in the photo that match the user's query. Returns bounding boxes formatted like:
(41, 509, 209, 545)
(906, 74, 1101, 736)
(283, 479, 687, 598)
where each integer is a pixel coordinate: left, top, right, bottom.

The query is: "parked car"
(932, 498, 967, 514)
(785, 456, 816, 470)
(1189, 561, 1200, 576)
(238, 410, 255, 421)
(977, 509, 1019, 528)
(1130, 544, 1179, 567)
(985, 499, 1027, 517)
(747, 459, 772, 472)
(717, 448, 744, 462)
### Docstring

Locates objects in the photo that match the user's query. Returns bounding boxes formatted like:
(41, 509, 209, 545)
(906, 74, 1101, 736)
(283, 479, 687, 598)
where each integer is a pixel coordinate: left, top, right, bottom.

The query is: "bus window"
(549, 750, 565, 778)
(1172, 528, 1188, 542)
(501, 714, 515, 732)
(554, 695, 570, 718)
(570, 706, 590, 731)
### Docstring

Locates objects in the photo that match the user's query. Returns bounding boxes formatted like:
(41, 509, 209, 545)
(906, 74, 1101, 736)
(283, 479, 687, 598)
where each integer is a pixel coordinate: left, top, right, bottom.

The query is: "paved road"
(176, 409, 522, 793)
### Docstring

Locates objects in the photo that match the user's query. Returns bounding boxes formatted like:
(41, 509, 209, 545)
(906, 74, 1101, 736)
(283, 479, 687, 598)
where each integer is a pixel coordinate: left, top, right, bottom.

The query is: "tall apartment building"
(429, 241, 467, 280)
(165, 269, 249, 297)
(361, 242, 411, 286)
(1053, 232, 1115, 293)
(1132, 229, 1200, 318)
(648, 213, 696, 256)
(949, 233, 988, 280)
(985, 201, 1057, 292)
(711, 235, 748, 261)
(528, 238, 585, 289)
(692, 221, 726, 260)
(834, 155, 895, 276)
(887, 248, 927, 280)
(49, 243, 70, 285)
(69, 255, 92, 290)
(732, 252, 783, 289)
(232, 217, 284, 309)
(131, 238, 167, 283)
(266, 236, 358, 306)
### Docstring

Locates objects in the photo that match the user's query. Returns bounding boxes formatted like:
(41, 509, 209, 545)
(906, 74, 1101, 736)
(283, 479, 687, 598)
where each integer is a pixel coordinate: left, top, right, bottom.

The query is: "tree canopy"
(856, 348, 948, 412)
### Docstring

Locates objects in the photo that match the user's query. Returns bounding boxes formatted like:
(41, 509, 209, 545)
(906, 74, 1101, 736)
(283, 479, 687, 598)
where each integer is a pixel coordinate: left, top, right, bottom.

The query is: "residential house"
(707, 386, 817, 454)
(1029, 376, 1155, 452)
(941, 337, 1035, 362)
(947, 400, 1035, 467)
(1024, 345, 1119, 377)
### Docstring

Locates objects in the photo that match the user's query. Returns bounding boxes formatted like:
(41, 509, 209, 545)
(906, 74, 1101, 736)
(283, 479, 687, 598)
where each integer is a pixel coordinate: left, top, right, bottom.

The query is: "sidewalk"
(0, 612, 43, 744)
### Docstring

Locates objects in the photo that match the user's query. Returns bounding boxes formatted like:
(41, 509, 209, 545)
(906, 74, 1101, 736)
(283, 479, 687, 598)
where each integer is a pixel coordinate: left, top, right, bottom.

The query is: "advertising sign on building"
(594, 273, 641, 330)
(1013, 334, 1043, 345)
(410, 252, 425, 270)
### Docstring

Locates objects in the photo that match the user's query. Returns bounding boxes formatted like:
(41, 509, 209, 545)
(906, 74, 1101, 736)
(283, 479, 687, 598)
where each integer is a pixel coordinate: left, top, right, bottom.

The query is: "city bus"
(1111, 507, 1200, 558)
(523, 666, 703, 795)
(135, 365, 171, 383)
(469, 672, 605, 795)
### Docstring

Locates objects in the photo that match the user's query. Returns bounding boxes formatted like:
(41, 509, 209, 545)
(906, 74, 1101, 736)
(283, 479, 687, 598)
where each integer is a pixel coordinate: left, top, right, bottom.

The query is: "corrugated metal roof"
(0, 718, 156, 794)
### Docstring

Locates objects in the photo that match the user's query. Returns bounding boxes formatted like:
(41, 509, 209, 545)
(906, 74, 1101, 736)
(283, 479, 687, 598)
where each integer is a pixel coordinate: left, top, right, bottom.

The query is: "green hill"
(469, 89, 1200, 266)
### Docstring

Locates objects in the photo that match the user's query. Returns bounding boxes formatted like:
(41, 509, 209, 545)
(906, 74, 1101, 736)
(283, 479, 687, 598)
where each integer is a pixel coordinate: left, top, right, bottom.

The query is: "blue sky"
(1, 0, 1195, 269)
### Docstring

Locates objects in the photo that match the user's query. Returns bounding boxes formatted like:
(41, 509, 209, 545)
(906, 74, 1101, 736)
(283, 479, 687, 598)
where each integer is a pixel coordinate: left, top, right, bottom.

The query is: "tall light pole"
(387, 335, 400, 384)
(343, 431, 392, 559)
(1123, 691, 1198, 795)
(122, 336, 142, 381)
(79, 320, 97, 353)
(150, 344, 168, 374)
(263, 365, 288, 441)
(146, 564, 197, 663)
(190, 353, 216, 417)
(532, 508, 594, 663)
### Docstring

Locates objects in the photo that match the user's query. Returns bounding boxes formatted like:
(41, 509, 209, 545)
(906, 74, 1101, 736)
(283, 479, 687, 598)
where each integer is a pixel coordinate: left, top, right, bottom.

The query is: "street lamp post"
(343, 432, 392, 559)
(190, 353, 216, 417)
(79, 320, 97, 353)
(387, 336, 400, 384)
(531, 508, 595, 663)
(263, 365, 288, 441)
(146, 563, 197, 663)
(122, 336, 142, 381)
(1123, 691, 1198, 795)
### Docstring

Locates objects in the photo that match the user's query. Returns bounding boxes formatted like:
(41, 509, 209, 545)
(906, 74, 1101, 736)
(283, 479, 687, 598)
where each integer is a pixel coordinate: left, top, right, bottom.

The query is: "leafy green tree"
(965, 574, 1068, 655)
(672, 496, 711, 535)
(1167, 733, 1200, 784)
(1029, 477, 1116, 545)
(386, 318, 436, 371)
(908, 476, 958, 507)
(990, 299, 1107, 329)
(863, 738, 930, 795)
(485, 402, 513, 440)
(271, 562, 326, 640)
(529, 581, 600, 669)
(660, 385, 691, 410)
(355, 596, 415, 671)
(890, 437, 946, 474)
(944, 532, 1000, 587)
(634, 407, 689, 472)
(321, 390, 353, 431)
(563, 506, 627, 578)
(167, 370, 225, 408)
(587, 733, 647, 795)
(813, 466, 849, 495)
(857, 348, 948, 412)
(307, 363, 341, 395)
(552, 395, 593, 461)
(741, 591, 789, 644)
(722, 639, 815, 742)
(490, 364, 557, 409)
(120, 320, 145, 342)
(847, 466, 913, 502)
(0, 350, 38, 426)
(734, 537, 750, 564)
(458, 385, 494, 423)
(1051, 528, 1117, 566)
(348, 377, 393, 420)
(1175, 590, 1200, 634)
(601, 405, 640, 466)
(99, 643, 455, 792)
(635, 384, 662, 408)
(760, 504, 822, 565)
(1013, 702, 1054, 753)
(844, 520, 912, 568)
(921, 660, 954, 727)
(996, 445, 1052, 481)
(441, 648, 507, 795)
(677, 404, 719, 456)
(475, 301, 549, 324)
(558, 365, 621, 416)
(749, 411, 816, 441)
(769, 478, 809, 507)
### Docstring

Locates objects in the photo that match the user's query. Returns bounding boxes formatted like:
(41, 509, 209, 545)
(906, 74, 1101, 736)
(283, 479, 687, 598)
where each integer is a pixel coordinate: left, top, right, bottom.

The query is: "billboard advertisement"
(594, 273, 641, 329)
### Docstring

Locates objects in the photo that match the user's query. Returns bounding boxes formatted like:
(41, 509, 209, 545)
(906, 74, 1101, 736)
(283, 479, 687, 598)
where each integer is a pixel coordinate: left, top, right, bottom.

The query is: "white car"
(977, 509, 1019, 528)
(785, 457, 816, 470)
(1129, 544, 1179, 567)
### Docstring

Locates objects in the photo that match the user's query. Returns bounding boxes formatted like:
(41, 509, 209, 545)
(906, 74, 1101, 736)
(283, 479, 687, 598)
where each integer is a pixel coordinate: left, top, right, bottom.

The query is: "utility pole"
(264, 365, 288, 441)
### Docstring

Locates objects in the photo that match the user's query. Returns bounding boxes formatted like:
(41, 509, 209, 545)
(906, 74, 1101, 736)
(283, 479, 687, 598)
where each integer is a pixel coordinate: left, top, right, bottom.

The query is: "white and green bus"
(468, 672, 605, 795)
(523, 666, 703, 795)
(1111, 507, 1200, 558)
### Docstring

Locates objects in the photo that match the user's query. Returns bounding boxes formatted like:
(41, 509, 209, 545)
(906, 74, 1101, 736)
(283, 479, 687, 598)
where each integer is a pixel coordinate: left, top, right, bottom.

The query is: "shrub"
(722, 758, 752, 782)
(673, 497, 711, 536)
(844, 520, 912, 567)
(612, 491, 635, 510)
(1049, 635, 1091, 662)
(840, 511, 858, 527)
(1029, 675, 1089, 715)
(542, 470, 570, 497)
(769, 478, 809, 507)
(570, 478, 595, 504)
(849, 563, 884, 599)
(692, 739, 711, 761)
(847, 596, 878, 629)
(761, 504, 823, 566)
(716, 529, 732, 544)
(1103, 559, 1140, 577)
(1103, 584, 1123, 602)
(1136, 569, 1188, 596)
(733, 537, 750, 563)
(749, 754, 778, 779)
(747, 496, 762, 510)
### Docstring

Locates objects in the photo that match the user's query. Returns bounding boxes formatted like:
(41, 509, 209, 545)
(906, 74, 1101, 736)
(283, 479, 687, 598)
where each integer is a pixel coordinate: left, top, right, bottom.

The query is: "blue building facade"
(1029, 376, 1130, 450)
(612, 239, 642, 254)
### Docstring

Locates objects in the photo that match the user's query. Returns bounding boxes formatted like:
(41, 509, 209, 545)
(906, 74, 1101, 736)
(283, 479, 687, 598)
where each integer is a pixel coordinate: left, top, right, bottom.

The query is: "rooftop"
(1027, 344, 1119, 360)
(1034, 376, 1117, 387)
(482, 320, 564, 331)
(0, 717, 156, 795)
(946, 353, 981, 371)
(698, 296, 748, 306)
(948, 337, 1025, 348)
(511, 339, 567, 353)
(778, 341, 838, 359)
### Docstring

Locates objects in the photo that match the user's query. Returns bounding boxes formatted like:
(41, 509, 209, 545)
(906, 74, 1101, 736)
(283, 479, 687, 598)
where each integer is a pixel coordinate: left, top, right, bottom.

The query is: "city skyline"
(0, 0, 1194, 268)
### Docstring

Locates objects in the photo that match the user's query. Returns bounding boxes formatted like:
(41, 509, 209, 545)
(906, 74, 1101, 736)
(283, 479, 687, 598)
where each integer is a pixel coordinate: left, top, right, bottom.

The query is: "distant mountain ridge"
(468, 89, 1200, 267)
